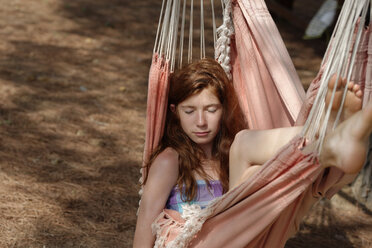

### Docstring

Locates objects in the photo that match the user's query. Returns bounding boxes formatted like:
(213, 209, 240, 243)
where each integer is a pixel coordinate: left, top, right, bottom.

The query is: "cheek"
(178, 114, 192, 131)
(211, 112, 223, 129)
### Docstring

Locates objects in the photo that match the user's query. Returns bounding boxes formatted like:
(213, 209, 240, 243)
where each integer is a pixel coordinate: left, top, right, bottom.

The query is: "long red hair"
(143, 58, 246, 201)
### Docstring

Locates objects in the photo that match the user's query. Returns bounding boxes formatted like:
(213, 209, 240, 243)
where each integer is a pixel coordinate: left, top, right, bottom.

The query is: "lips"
(194, 131, 210, 137)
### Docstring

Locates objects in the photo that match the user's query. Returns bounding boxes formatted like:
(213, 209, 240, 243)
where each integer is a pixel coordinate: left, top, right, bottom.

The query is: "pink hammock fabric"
(351, 24, 372, 106)
(230, 0, 305, 129)
(142, 54, 170, 177)
(152, 136, 344, 247)
(365, 26, 372, 104)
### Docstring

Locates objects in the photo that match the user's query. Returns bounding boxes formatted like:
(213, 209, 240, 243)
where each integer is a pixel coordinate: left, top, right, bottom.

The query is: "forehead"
(179, 88, 221, 106)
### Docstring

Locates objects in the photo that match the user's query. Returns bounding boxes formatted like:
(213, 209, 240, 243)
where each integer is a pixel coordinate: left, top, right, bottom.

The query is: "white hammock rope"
(215, 0, 234, 79)
(220, 0, 225, 15)
(332, 3, 369, 128)
(188, 0, 194, 63)
(153, 0, 226, 70)
(154, 0, 167, 54)
(211, 0, 217, 47)
(178, 0, 187, 68)
(167, 0, 178, 62)
(301, 0, 371, 156)
(158, 0, 173, 56)
(214, 0, 234, 78)
(316, 5, 358, 152)
(200, 0, 205, 58)
(170, 0, 181, 72)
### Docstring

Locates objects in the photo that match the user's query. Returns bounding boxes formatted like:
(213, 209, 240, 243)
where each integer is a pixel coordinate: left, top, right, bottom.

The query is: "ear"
(170, 104, 176, 113)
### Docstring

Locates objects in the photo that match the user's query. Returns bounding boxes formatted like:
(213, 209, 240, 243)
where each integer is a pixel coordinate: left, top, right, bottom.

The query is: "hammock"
(141, 0, 372, 247)
(141, 0, 306, 192)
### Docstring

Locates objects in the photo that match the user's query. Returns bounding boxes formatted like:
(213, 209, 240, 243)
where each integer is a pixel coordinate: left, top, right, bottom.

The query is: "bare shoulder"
(149, 147, 179, 179)
(154, 147, 179, 167)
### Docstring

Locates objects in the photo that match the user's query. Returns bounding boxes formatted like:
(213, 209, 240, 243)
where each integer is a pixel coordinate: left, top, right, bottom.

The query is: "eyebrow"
(180, 104, 221, 108)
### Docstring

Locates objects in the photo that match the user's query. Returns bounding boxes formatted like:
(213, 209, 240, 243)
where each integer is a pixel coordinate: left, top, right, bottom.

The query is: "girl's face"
(173, 87, 223, 148)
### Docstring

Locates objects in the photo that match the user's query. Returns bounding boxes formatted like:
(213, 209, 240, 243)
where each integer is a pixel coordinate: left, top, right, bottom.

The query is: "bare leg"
(230, 76, 363, 188)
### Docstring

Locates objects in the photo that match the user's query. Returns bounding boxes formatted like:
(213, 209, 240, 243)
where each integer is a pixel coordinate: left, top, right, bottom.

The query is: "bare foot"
(325, 74, 363, 120)
(320, 101, 372, 174)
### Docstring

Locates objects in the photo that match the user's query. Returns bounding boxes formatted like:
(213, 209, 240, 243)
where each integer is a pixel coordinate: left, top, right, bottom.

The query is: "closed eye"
(207, 107, 218, 113)
(184, 109, 194, 114)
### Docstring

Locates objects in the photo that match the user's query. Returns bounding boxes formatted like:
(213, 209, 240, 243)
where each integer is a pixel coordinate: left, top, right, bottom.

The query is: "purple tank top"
(165, 180, 223, 213)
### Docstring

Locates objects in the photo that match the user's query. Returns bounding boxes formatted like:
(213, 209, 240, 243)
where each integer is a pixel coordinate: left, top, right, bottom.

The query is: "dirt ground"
(0, 0, 371, 247)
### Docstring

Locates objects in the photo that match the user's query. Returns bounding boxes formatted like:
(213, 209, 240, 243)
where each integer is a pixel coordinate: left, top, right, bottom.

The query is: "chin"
(193, 138, 214, 146)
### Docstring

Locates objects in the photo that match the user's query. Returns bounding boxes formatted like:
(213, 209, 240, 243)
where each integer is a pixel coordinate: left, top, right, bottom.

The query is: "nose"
(197, 111, 207, 128)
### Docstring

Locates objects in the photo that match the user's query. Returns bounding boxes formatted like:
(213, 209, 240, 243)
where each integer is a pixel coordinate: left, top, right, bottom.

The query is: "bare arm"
(229, 126, 303, 188)
(133, 148, 179, 248)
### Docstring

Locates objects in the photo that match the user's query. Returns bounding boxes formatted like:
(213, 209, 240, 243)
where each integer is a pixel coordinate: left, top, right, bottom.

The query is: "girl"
(133, 58, 246, 247)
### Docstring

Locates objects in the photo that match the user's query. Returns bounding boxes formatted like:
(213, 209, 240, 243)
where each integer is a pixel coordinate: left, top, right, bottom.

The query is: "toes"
(351, 84, 363, 98)
(345, 82, 363, 98)
(356, 90, 363, 98)
(352, 84, 360, 92)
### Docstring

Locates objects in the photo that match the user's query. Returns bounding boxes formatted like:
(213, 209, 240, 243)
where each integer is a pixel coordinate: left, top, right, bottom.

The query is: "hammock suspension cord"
(152, 0, 228, 71)
(302, 0, 371, 156)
